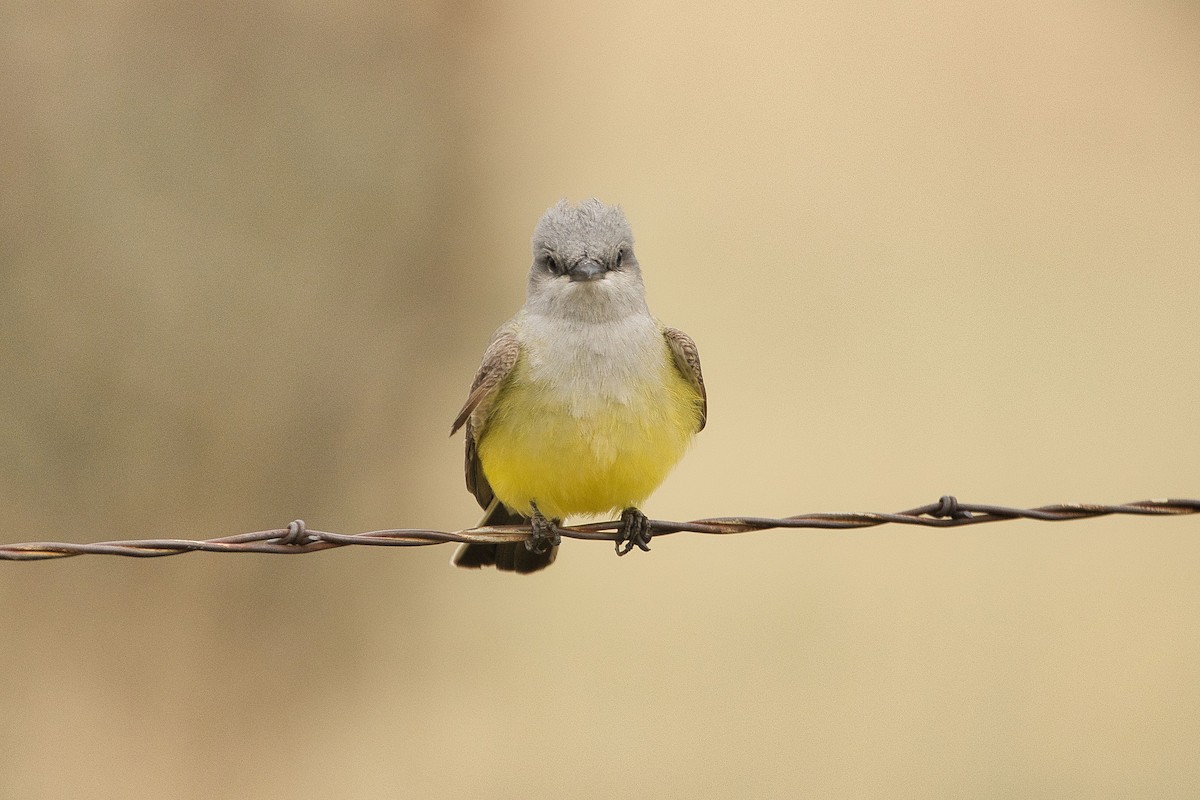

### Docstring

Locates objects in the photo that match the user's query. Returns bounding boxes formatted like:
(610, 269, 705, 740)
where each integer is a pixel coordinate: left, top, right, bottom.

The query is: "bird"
(450, 199, 706, 573)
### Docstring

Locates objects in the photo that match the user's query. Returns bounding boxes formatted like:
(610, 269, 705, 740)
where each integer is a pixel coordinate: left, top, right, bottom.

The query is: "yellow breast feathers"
(477, 328, 702, 520)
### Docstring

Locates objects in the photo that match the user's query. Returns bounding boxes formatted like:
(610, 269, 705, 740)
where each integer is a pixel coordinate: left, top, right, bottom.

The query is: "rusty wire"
(0, 496, 1196, 561)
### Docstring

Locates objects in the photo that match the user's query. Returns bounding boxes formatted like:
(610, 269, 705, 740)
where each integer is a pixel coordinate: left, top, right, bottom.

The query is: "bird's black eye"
(614, 247, 625, 269)
(542, 253, 560, 274)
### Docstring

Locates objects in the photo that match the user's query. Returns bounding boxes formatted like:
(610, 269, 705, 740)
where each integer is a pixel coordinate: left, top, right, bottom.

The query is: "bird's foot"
(526, 500, 562, 554)
(615, 507, 652, 556)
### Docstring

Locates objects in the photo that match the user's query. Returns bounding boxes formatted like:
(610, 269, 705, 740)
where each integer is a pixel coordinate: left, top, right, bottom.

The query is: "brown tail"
(451, 503, 557, 574)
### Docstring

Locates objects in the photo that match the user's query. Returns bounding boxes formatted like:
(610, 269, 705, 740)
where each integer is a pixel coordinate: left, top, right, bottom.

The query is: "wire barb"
(0, 496, 1195, 562)
(279, 519, 311, 546)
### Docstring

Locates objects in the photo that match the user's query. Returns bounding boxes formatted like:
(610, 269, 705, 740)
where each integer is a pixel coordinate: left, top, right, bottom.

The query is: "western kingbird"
(450, 199, 707, 573)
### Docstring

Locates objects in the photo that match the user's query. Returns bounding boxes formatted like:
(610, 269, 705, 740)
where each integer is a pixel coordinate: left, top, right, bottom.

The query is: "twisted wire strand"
(1, 496, 1196, 561)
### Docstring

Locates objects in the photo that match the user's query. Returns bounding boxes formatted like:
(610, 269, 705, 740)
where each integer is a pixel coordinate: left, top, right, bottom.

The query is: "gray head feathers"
(531, 199, 636, 271)
(524, 199, 648, 321)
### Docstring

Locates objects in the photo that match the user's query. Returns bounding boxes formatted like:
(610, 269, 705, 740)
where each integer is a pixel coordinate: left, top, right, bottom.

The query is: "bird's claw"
(526, 500, 561, 554)
(615, 507, 652, 556)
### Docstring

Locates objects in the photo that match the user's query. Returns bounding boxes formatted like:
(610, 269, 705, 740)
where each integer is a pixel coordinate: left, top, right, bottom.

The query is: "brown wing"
(450, 328, 520, 506)
(663, 326, 707, 432)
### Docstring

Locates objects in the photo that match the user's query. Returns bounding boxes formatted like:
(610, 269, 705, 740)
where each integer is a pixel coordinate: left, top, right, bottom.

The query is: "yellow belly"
(477, 357, 701, 520)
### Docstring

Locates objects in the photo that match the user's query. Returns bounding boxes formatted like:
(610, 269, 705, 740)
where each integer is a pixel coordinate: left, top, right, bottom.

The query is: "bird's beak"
(568, 258, 606, 282)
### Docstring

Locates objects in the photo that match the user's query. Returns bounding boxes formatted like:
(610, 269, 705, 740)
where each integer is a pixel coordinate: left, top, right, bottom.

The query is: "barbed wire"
(0, 496, 1196, 562)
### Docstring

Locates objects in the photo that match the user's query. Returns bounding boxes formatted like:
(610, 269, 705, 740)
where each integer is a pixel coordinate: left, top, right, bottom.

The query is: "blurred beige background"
(2, 1, 1198, 798)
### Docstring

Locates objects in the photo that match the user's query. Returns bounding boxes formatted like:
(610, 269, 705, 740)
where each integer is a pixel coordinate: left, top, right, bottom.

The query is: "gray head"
(525, 199, 648, 321)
